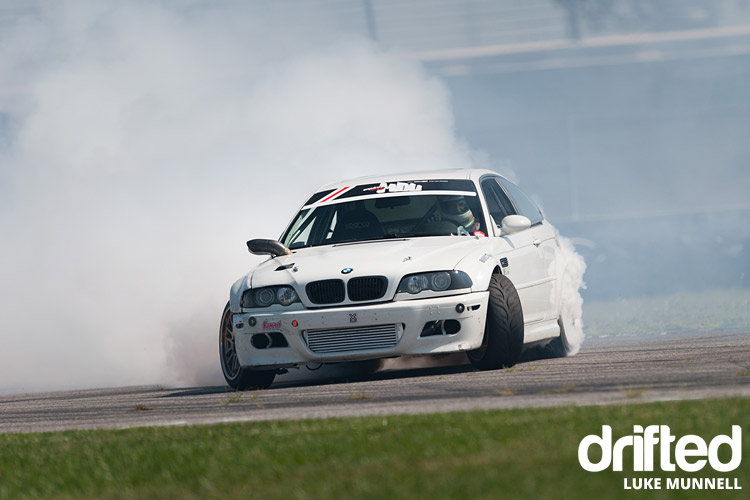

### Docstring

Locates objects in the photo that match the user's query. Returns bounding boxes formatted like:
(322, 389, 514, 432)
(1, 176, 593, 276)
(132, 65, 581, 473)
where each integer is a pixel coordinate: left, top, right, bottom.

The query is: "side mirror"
(500, 215, 531, 235)
(247, 239, 293, 257)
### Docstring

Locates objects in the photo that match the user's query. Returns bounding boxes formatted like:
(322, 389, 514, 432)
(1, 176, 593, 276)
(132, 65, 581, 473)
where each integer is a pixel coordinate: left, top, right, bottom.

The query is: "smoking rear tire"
(219, 303, 275, 390)
(468, 273, 524, 370)
(541, 316, 574, 358)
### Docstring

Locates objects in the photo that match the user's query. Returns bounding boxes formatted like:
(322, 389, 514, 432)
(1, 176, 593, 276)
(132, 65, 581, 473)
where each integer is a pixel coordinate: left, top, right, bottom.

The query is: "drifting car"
(220, 169, 575, 389)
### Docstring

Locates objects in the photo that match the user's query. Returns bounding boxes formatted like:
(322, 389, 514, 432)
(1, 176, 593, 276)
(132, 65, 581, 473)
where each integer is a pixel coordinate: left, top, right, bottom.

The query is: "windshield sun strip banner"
(319, 186, 352, 203)
(339, 179, 477, 199)
(304, 189, 335, 205)
(305, 179, 478, 208)
(302, 190, 477, 210)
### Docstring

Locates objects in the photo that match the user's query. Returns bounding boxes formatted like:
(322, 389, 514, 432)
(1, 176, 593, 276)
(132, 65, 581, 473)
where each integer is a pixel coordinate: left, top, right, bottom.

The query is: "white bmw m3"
(220, 169, 577, 389)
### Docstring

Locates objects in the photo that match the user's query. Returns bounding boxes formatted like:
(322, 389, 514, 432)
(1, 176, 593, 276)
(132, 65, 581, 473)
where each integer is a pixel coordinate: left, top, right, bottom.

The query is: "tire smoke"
(557, 235, 587, 355)
(0, 1, 481, 395)
(0, 2, 585, 395)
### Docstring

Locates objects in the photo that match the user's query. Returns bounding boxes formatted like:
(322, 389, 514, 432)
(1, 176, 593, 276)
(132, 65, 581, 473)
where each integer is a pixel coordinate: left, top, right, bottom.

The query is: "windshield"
(281, 192, 487, 249)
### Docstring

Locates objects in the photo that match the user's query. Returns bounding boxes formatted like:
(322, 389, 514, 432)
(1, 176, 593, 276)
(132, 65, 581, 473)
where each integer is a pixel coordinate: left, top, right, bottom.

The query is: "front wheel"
(219, 302, 275, 390)
(468, 273, 524, 370)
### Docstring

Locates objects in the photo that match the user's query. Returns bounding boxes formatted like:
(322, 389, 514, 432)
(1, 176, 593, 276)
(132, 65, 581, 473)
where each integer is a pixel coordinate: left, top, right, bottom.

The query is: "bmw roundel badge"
(341, 268, 353, 274)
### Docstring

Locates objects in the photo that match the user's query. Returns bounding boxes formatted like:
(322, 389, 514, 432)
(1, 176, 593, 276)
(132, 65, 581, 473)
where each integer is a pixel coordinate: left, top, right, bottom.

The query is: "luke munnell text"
(624, 477, 742, 490)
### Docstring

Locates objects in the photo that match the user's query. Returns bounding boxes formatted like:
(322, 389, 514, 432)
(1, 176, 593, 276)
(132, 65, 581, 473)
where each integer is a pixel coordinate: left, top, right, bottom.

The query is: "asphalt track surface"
(1, 330, 748, 434)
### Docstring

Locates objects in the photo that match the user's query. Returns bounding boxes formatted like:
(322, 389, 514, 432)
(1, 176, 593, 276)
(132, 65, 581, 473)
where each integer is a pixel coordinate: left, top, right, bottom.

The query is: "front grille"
(306, 279, 345, 304)
(347, 276, 388, 302)
(305, 324, 401, 354)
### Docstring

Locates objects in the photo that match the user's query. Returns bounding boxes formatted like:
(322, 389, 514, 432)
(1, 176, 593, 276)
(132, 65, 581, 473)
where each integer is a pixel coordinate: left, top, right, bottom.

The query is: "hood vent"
(306, 279, 345, 304)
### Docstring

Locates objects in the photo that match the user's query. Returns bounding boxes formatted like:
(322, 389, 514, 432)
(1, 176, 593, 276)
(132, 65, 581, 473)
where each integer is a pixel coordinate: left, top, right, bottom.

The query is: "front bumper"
(232, 291, 489, 369)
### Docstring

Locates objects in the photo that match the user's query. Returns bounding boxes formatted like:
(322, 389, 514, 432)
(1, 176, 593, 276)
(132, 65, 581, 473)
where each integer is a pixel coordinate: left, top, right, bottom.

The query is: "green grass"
(1, 398, 748, 499)
(584, 288, 750, 337)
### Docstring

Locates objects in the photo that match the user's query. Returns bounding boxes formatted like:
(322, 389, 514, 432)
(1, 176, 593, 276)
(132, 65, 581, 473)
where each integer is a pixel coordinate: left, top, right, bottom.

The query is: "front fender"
(229, 274, 252, 313)
(454, 247, 501, 292)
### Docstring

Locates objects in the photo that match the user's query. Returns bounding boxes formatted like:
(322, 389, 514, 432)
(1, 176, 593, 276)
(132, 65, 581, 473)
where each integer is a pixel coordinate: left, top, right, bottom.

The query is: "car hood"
(244, 236, 492, 292)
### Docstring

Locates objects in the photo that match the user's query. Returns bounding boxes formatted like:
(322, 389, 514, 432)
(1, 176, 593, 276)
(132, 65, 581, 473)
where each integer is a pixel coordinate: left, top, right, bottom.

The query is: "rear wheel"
(468, 273, 524, 369)
(220, 303, 275, 390)
(538, 316, 573, 358)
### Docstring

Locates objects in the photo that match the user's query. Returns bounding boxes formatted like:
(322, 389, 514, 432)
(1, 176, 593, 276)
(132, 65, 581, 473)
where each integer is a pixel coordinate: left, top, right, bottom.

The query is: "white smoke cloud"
(557, 235, 587, 355)
(0, 1, 479, 395)
(0, 1, 586, 395)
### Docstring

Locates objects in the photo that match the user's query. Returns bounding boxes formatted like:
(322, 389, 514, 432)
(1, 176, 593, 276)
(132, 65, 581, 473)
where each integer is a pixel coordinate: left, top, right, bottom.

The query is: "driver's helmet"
(438, 195, 475, 229)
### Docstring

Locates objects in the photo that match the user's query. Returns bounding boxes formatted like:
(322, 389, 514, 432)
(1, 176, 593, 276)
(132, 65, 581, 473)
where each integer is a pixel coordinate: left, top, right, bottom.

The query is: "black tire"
(468, 273, 524, 369)
(538, 316, 572, 358)
(219, 302, 275, 390)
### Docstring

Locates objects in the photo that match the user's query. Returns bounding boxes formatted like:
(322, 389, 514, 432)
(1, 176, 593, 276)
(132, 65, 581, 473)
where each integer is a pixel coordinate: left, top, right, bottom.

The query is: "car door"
(496, 177, 558, 321)
(480, 177, 549, 325)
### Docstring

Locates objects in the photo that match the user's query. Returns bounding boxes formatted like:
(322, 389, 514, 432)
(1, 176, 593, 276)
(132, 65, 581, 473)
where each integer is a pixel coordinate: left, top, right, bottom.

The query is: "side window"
(481, 179, 515, 225)
(284, 209, 313, 248)
(283, 206, 336, 248)
(497, 178, 544, 225)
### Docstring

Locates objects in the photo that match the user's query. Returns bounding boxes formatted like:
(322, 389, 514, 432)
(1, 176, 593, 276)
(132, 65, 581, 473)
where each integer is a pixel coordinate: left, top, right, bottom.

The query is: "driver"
(437, 195, 479, 231)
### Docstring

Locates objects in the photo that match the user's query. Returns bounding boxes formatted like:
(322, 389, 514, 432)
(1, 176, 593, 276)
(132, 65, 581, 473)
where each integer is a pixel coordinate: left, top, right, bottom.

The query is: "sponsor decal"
(473, 231, 486, 237)
(341, 267, 353, 274)
(364, 181, 423, 194)
(262, 320, 281, 331)
(349, 313, 358, 323)
(303, 180, 479, 208)
(319, 186, 351, 203)
(579, 425, 743, 490)
(479, 253, 492, 263)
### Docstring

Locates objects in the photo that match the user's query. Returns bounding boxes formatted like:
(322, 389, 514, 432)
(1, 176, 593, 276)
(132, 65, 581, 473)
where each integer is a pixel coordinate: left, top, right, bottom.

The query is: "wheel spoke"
(220, 307, 241, 378)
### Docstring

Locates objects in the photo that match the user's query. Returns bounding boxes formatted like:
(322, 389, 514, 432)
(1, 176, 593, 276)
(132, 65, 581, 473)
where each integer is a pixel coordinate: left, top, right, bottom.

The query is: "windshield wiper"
(332, 237, 407, 247)
(379, 232, 452, 239)
(303, 232, 459, 249)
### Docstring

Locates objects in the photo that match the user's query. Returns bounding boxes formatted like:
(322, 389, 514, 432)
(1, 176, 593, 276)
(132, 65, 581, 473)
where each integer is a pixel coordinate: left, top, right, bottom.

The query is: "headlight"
(277, 286, 298, 306)
(430, 272, 451, 291)
(397, 271, 472, 295)
(254, 288, 275, 307)
(406, 275, 429, 294)
(241, 286, 300, 308)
